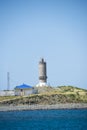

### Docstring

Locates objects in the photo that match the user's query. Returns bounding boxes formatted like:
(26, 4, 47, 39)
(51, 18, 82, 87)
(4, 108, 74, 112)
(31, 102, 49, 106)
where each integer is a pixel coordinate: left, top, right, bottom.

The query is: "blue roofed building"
(14, 84, 34, 96)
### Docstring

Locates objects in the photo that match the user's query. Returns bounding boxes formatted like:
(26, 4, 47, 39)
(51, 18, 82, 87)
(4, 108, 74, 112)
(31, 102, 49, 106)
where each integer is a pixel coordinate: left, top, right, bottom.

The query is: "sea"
(0, 109, 87, 130)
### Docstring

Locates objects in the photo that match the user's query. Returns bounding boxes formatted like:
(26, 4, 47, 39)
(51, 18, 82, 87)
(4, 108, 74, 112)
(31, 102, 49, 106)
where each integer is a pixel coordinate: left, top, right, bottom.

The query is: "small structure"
(14, 84, 34, 96)
(0, 90, 15, 96)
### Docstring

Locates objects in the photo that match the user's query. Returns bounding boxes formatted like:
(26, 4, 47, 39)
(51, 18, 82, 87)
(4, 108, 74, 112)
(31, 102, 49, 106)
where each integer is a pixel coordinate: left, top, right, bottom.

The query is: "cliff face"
(0, 86, 87, 106)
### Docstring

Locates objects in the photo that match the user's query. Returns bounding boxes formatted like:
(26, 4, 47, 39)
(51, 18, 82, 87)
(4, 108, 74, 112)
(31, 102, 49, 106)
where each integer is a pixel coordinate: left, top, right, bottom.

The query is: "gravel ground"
(0, 103, 87, 111)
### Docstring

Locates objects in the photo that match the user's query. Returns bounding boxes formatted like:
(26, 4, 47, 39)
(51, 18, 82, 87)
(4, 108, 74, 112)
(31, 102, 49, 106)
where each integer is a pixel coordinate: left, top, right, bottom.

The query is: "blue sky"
(0, 0, 87, 90)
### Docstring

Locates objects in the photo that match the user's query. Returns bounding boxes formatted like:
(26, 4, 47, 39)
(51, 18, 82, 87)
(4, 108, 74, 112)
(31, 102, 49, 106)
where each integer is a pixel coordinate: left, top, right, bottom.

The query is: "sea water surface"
(0, 109, 87, 130)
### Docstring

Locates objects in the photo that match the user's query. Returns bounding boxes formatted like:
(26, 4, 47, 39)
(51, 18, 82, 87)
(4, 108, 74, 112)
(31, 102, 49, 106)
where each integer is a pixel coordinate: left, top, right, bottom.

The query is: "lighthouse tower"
(36, 58, 47, 87)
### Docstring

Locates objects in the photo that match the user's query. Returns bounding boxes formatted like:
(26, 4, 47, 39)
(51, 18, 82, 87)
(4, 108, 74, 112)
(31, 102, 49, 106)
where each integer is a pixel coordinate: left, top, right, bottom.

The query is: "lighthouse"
(36, 58, 47, 87)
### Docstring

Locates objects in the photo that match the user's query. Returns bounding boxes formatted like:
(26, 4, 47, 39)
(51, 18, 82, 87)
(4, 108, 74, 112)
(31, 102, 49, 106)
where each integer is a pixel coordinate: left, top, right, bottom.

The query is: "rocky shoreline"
(0, 103, 87, 111)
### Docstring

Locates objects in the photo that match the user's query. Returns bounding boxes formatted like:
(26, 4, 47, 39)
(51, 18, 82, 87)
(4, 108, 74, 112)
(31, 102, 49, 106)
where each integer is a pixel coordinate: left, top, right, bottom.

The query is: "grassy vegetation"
(57, 85, 87, 92)
(0, 86, 87, 105)
(0, 96, 16, 101)
(0, 96, 22, 103)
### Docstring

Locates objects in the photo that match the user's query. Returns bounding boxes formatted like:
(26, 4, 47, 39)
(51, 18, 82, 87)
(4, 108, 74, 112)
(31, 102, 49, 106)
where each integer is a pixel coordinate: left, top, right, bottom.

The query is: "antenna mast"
(7, 72, 10, 90)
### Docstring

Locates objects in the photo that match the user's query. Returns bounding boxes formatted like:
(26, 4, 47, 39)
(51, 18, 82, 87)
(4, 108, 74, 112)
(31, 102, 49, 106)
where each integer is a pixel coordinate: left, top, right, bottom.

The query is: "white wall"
(15, 89, 34, 96)
(0, 90, 15, 96)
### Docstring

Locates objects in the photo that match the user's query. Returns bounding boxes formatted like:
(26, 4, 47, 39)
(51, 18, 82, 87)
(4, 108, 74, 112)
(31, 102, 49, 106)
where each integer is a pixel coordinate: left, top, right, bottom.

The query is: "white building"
(0, 90, 15, 96)
(14, 84, 34, 96)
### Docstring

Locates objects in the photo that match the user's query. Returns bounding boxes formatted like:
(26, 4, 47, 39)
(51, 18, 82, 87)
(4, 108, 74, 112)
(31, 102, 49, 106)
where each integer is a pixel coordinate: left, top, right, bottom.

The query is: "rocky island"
(0, 86, 87, 111)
